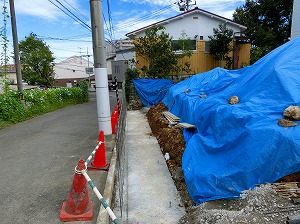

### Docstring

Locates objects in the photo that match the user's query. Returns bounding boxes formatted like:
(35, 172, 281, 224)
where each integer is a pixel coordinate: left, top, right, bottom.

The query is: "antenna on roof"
(175, 0, 196, 12)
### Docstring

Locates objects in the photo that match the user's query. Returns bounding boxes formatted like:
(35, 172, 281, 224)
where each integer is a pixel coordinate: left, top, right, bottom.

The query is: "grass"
(0, 101, 81, 130)
(0, 81, 89, 130)
(0, 120, 13, 130)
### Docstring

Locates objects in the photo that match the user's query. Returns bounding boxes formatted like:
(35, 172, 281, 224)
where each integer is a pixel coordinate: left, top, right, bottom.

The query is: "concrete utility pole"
(9, 0, 23, 93)
(90, 0, 112, 135)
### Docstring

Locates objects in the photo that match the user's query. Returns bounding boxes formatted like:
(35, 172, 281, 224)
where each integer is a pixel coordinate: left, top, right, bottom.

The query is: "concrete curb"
(97, 146, 118, 224)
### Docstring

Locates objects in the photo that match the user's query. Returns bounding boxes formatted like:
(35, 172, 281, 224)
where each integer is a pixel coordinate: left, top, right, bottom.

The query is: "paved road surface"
(0, 91, 117, 224)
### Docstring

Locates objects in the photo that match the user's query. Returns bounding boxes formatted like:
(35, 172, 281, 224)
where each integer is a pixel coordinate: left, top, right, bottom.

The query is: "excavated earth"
(146, 102, 300, 224)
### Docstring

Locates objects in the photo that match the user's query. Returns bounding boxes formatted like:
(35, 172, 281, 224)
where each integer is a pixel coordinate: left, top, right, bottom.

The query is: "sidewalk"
(109, 109, 185, 223)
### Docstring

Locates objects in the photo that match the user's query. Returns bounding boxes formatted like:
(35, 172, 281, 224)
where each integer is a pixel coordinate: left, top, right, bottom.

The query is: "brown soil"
(146, 102, 300, 223)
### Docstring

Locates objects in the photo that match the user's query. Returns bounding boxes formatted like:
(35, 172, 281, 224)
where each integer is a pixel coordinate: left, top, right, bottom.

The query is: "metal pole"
(90, 0, 112, 135)
(87, 48, 90, 87)
(9, 0, 23, 93)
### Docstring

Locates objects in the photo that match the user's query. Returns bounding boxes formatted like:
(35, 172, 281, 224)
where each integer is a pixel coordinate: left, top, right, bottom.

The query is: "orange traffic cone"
(60, 159, 93, 222)
(114, 105, 119, 118)
(88, 131, 109, 171)
(111, 111, 117, 134)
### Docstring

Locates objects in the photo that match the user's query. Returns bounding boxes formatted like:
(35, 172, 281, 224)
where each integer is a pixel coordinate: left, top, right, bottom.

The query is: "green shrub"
(0, 94, 26, 122)
(0, 85, 89, 125)
(78, 80, 89, 102)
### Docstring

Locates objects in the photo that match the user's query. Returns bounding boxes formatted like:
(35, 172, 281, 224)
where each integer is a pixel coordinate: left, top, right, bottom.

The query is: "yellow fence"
(136, 40, 250, 76)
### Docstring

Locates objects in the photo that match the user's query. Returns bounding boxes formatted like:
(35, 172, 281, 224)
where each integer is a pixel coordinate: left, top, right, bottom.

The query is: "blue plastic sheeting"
(133, 78, 173, 107)
(163, 37, 300, 205)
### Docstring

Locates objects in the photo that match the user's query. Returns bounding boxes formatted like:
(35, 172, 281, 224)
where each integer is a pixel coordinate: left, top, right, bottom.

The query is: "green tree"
(19, 33, 55, 86)
(208, 23, 234, 69)
(233, 0, 293, 63)
(133, 26, 190, 78)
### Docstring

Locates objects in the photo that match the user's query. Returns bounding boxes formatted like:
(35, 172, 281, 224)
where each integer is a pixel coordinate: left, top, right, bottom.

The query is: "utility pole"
(81, 48, 92, 87)
(90, 0, 112, 135)
(9, 0, 23, 93)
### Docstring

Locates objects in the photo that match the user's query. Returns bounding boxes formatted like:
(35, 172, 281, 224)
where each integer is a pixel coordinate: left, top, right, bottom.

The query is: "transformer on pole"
(176, 0, 196, 12)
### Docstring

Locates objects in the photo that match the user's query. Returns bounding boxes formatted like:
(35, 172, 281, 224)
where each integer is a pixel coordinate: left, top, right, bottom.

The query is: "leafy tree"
(208, 23, 234, 69)
(19, 33, 55, 86)
(133, 26, 190, 78)
(233, 0, 293, 63)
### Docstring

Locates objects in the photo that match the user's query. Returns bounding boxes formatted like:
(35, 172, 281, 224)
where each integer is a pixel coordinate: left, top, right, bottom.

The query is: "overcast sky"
(3, 0, 245, 62)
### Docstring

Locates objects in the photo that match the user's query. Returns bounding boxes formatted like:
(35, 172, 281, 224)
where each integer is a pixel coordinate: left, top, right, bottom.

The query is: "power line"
(36, 35, 92, 42)
(103, 14, 113, 42)
(106, 0, 115, 40)
(61, 0, 89, 21)
(53, 0, 91, 30)
(47, 0, 91, 31)
(116, 5, 174, 30)
(50, 47, 81, 53)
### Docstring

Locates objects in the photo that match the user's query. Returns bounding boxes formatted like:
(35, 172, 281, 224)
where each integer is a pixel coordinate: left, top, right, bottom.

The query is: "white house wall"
(291, 0, 300, 39)
(133, 12, 245, 40)
(54, 56, 92, 80)
(115, 51, 135, 62)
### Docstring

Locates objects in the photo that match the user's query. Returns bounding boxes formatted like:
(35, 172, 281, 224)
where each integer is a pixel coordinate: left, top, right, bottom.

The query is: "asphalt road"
(0, 90, 118, 224)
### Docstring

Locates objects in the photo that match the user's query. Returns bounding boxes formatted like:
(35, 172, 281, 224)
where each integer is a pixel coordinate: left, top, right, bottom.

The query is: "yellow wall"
(236, 43, 251, 68)
(135, 40, 251, 76)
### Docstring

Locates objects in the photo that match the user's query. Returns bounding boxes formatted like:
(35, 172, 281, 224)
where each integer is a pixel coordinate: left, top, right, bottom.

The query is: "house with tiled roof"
(126, 7, 250, 73)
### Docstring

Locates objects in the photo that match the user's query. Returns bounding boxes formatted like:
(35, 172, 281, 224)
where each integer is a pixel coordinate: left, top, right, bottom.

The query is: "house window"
(171, 39, 197, 51)
(204, 41, 210, 52)
(114, 65, 120, 74)
(199, 36, 203, 40)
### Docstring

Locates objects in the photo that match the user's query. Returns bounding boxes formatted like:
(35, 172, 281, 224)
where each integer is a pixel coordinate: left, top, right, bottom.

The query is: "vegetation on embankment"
(0, 81, 89, 129)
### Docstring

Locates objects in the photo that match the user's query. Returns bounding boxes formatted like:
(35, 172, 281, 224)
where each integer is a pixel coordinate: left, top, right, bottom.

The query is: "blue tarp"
(133, 78, 173, 107)
(162, 37, 300, 204)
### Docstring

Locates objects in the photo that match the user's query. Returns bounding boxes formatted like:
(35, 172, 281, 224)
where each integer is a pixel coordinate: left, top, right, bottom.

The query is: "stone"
(228, 96, 239, 105)
(284, 106, 300, 120)
(278, 118, 298, 127)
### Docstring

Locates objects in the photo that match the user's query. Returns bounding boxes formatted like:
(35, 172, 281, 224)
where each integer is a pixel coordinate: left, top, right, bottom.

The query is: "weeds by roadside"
(0, 81, 89, 130)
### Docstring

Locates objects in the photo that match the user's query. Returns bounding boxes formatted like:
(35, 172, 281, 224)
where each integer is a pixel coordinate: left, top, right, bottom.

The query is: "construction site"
(129, 36, 300, 223)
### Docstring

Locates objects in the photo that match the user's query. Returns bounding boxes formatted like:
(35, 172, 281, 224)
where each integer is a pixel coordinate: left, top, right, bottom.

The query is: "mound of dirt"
(146, 102, 300, 223)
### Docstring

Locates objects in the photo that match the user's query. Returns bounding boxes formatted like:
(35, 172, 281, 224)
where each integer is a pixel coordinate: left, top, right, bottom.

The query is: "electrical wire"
(106, 0, 115, 40)
(116, 5, 174, 31)
(61, 0, 89, 21)
(43, 1, 176, 61)
(103, 15, 113, 41)
(36, 35, 92, 42)
(47, 0, 91, 31)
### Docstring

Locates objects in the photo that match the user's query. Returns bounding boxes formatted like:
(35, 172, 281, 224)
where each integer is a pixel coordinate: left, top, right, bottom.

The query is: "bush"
(0, 85, 89, 124)
(125, 68, 139, 103)
(0, 94, 26, 122)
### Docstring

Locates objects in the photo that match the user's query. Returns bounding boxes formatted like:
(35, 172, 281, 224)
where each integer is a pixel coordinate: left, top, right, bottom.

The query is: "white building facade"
(126, 7, 247, 41)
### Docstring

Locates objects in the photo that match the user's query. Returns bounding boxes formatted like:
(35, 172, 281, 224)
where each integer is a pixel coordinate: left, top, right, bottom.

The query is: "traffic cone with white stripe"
(88, 130, 109, 171)
(60, 159, 93, 222)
